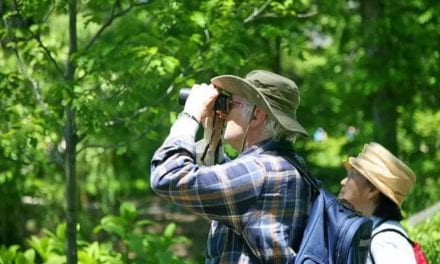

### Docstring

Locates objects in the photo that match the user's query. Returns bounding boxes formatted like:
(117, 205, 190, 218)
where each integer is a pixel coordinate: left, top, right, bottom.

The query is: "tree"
(1, 0, 318, 261)
(290, 0, 439, 211)
(1, 0, 439, 262)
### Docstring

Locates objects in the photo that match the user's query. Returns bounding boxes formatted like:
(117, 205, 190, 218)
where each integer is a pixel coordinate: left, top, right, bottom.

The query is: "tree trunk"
(65, 0, 78, 263)
(371, 88, 398, 153)
(64, 107, 77, 264)
(272, 36, 281, 74)
(361, 0, 398, 153)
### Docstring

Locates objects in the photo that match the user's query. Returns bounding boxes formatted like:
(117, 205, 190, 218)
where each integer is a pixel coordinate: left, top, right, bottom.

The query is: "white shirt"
(367, 217, 416, 264)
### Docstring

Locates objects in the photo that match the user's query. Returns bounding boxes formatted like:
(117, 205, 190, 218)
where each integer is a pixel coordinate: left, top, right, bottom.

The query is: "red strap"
(412, 242, 429, 264)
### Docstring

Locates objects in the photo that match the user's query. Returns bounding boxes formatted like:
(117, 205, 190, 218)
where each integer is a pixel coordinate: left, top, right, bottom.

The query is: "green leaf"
(27, 236, 49, 261)
(23, 249, 36, 263)
(99, 216, 127, 238)
(119, 202, 137, 220)
(190, 12, 207, 28)
(116, 146, 127, 155)
(55, 223, 67, 240)
(163, 223, 176, 238)
(135, 219, 155, 227)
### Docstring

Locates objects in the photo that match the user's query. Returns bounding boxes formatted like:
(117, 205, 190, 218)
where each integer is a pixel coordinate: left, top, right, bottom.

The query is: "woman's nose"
(340, 177, 347, 186)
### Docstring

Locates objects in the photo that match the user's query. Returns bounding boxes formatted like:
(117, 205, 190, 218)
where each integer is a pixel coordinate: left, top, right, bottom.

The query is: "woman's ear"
(250, 108, 267, 127)
(367, 184, 381, 201)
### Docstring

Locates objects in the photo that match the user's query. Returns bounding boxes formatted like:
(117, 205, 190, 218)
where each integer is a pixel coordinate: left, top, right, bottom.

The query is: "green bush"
(24, 223, 122, 264)
(0, 244, 35, 264)
(0, 202, 191, 264)
(3, 202, 438, 263)
(405, 212, 440, 263)
(93, 202, 191, 264)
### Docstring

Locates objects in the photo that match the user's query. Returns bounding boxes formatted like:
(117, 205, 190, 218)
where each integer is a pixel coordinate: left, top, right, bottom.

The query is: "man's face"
(338, 168, 374, 214)
(223, 95, 252, 151)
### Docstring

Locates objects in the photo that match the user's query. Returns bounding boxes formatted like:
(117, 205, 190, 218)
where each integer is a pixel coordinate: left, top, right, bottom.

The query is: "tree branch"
(104, 64, 193, 128)
(13, 49, 52, 116)
(244, 1, 317, 24)
(0, 153, 30, 165)
(12, 0, 65, 78)
(104, 85, 171, 127)
(296, 9, 318, 18)
(41, 2, 57, 24)
(76, 111, 167, 154)
(244, 0, 272, 24)
(75, 63, 193, 154)
(85, 0, 151, 50)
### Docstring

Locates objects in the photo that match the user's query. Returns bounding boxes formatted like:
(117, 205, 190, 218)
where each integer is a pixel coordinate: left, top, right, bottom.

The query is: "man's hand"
(183, 83, 220, 123)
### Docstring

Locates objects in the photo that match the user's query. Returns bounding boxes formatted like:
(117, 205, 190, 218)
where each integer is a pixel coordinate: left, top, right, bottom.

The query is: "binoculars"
(178, 88, 230, 112)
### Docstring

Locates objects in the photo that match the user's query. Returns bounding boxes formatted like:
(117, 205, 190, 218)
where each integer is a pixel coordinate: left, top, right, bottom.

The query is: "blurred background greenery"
(0, 0, 439, 263)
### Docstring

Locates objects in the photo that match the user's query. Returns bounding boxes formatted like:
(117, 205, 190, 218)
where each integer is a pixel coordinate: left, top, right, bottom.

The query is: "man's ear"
(250, 108, 267, 127)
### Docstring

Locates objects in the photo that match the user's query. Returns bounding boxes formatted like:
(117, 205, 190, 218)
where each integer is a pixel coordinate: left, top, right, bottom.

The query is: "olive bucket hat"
(211, 70, 309, 136)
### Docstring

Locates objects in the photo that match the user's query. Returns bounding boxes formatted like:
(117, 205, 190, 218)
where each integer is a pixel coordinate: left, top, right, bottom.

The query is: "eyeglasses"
(229, 99, 243, 108)
(347, 169, 360, 178)
(228, 99, 252, 110)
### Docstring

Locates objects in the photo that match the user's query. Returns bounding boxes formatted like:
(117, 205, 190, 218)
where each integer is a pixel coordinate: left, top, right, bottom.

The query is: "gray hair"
(239, 98, 298, 143)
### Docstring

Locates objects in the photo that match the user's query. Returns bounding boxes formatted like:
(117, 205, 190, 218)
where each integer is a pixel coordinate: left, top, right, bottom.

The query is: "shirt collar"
(239, 139, 291, 156)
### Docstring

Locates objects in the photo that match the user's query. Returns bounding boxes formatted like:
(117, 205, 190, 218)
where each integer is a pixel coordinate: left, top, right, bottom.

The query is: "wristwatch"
(178, 112, 199, 124)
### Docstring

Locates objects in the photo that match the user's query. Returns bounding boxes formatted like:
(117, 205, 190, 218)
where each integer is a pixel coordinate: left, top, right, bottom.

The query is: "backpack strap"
(264, 149, 320, 195)
(373, 218, 388, 228)
(369, 221, 414, 264)
(372, 228, 413, 245)
(241, 145, 318, 262)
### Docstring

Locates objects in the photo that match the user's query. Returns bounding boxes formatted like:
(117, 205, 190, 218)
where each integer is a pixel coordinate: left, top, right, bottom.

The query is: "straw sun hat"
(211, 70, 308, 136)
(344, 142, 416, 207)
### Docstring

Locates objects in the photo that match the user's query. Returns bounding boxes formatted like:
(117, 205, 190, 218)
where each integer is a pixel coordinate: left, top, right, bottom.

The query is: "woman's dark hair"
(372, 193, 403, 221)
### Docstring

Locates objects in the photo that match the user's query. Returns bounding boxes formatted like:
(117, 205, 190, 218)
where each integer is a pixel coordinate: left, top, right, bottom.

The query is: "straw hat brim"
(344, 159, 403, 207)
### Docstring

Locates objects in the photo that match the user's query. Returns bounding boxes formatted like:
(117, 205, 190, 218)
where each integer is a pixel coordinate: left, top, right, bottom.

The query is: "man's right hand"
(183, 83, 220, 123)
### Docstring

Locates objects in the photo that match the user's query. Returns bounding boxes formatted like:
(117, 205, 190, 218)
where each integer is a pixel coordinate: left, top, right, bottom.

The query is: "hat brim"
(344, 157, 402, 207)
(211, 75, 309, 136)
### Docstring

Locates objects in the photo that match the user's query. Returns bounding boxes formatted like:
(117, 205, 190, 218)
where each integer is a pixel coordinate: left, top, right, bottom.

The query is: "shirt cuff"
(169, 113, 200, 138)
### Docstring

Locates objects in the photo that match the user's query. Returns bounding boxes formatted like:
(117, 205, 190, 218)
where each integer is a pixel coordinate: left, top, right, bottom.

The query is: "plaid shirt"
(150, 120, 312, 264)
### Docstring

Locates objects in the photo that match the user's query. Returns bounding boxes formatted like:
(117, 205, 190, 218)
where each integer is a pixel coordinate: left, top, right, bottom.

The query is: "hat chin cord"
(201, 113, 225, 164)
(239, 105, 257, 154)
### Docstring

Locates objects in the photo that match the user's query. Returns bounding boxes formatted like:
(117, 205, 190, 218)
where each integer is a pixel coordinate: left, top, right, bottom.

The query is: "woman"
(338, 142, 417, 264)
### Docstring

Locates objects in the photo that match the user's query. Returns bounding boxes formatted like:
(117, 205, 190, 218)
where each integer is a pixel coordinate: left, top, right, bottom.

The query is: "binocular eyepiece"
(178, 88, 230, 112)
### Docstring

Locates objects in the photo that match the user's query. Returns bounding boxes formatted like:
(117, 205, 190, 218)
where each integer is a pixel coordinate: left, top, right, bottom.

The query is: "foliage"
(290, 0, 440, 213)
(0, 0, 439, 261)
(0, 244, 35, 264)
(3, 211, 440, 264)
(0, 202, 191, 264)
(93, 202, 190, 264)
(405, 212, 440, 263)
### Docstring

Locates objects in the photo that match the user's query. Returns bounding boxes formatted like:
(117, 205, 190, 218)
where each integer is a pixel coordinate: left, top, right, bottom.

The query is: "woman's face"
(338, 168, 377, 215)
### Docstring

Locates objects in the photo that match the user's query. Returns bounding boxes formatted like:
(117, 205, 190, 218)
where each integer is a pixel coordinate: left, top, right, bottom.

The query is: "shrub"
(0, 202, 191, 264)
(405, 212, 440, 263)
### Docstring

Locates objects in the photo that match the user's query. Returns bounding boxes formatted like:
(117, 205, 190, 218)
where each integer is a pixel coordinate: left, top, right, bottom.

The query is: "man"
(338, 142, 418, 263)
(150, 70, 312, 263)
